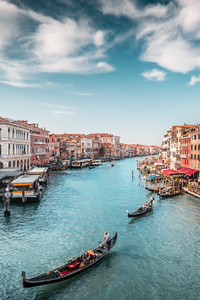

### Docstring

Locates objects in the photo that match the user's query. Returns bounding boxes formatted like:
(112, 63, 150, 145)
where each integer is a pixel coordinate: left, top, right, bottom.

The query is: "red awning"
(162, 169, 182, 176)
(178, 167, 198, 176)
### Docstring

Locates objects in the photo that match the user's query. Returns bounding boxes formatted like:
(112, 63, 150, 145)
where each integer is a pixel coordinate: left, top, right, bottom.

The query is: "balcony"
(34, 141, 46, 145)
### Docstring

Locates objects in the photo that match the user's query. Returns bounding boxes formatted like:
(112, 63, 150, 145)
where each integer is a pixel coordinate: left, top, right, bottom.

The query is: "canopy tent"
(162, 169, 183, 176)
(178, 167, 198, 176)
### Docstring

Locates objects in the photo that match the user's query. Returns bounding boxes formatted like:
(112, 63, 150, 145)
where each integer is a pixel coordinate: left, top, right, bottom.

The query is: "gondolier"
(103, 232, 111, 249)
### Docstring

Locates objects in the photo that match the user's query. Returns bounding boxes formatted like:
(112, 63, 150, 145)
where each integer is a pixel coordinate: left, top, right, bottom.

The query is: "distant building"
(87, 133, 120, 157)
(49, 134, 60, 161)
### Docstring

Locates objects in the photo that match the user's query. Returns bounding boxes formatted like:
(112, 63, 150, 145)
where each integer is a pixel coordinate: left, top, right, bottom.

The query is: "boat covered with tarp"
(22, 232, 117, 288)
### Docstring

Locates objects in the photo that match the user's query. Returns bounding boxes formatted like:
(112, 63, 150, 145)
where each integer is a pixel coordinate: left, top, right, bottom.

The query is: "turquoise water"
(1, 158, 200, 300)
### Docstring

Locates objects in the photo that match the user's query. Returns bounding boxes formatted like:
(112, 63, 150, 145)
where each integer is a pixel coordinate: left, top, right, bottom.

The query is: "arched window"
(8, 161, 11, 167)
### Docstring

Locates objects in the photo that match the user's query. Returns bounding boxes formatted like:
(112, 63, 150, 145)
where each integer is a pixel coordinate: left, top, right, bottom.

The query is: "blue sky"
(1, 0, 200, 145)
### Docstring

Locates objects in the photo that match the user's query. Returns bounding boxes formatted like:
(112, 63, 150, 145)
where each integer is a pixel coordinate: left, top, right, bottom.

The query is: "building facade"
(0, 117, 31, 170)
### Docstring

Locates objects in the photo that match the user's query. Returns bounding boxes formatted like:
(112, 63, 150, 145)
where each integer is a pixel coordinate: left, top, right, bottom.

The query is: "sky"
(1, 0, 200, 145)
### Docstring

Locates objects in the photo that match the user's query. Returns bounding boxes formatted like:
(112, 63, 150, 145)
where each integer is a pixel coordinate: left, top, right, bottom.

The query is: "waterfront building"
(51, 133, 84, 159)
(162, 131, 171, 160)
(190, 125, 200, 170)
(65, 141, 77, 160)
(18, 121, 49, 167)
(168, 125, 195, 169)
(0, 117, 31, 170)
(30, 123, 49, 166)
(180, 129, 192, 168)
(81, 137, 93, 158)
(91, 137, 99, 159)
(99, 143, 115, 158)
(87, 133, 120, 157)
(170, 140, 177, 170)
(49, 134, 60, 161)
(120, 143, 126, 158)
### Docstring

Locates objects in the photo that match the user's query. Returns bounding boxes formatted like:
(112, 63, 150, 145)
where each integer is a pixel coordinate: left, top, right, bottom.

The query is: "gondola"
(89, 165, 96, 169)
(22, 232, 117, 288)
(158, 190, 183, 197)
(126, 199, 154, 218)
(145, 187, 159, 192)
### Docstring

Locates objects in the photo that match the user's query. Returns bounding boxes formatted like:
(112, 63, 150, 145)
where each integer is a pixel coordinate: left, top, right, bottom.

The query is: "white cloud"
(96, 61, 115, 72)
(69, 92, 96, 96)
(101, 0, 200, 75)
(0, 1, 115, 87)
(94, 30, 105, 46)
(100, 0, 168, 19)
(188, 75, 200, 86)
(49, 110, 76, 118)
(141, 69, 167, 81)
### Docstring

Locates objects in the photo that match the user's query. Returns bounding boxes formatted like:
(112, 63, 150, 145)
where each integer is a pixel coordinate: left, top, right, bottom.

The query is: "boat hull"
(22, 232, 117, 288)
(127, 207, 153, 217)
(127, 200, 153, 218)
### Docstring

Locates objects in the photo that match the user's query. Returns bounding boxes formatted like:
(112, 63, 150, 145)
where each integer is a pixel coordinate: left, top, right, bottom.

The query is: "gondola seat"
(68, 262, 80, 269)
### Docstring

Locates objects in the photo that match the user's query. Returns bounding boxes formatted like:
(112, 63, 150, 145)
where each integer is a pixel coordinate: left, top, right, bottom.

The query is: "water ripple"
(0, 158, 200, 300)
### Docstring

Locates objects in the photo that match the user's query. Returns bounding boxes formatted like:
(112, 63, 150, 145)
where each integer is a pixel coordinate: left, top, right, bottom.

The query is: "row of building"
(161, 123, 200, 171)
(49, 133, 159, 162)
(0, 116, 159, 170)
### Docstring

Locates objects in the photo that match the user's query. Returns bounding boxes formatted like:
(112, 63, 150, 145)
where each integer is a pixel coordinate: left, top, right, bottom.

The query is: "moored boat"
(91, 159, 102, 166)
(158, 190, 183, 197)
(145, 187, 159, 192)
(28, 167, 49, 186)
(126, 199, 154, 218)
(11, 175, 45, 203)
(22, 232, 117, 288)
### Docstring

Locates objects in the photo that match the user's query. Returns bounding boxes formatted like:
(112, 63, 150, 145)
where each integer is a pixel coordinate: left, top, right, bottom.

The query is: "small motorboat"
(126, 199, 154, 218)
(22, 232, 117, 288)
(111, 163, 115, 167)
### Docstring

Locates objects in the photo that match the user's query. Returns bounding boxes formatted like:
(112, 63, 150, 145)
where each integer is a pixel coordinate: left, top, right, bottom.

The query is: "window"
(194, 135, 196, 140)
(195, 145, 196, 151)
(198, 134, 200, 140)
(191, 144, 193, 150)
(194, 154, 196, 159)
(191, 154, 193, 159)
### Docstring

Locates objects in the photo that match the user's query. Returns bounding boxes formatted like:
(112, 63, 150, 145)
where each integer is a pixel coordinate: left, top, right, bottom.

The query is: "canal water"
(0, 158, 200, 300)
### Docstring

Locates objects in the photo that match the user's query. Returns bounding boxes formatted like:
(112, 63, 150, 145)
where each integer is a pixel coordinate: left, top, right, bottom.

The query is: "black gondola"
(145, 187, 159, 192)
(126, 199, 154, 218)
(22, 232, 117, 288)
